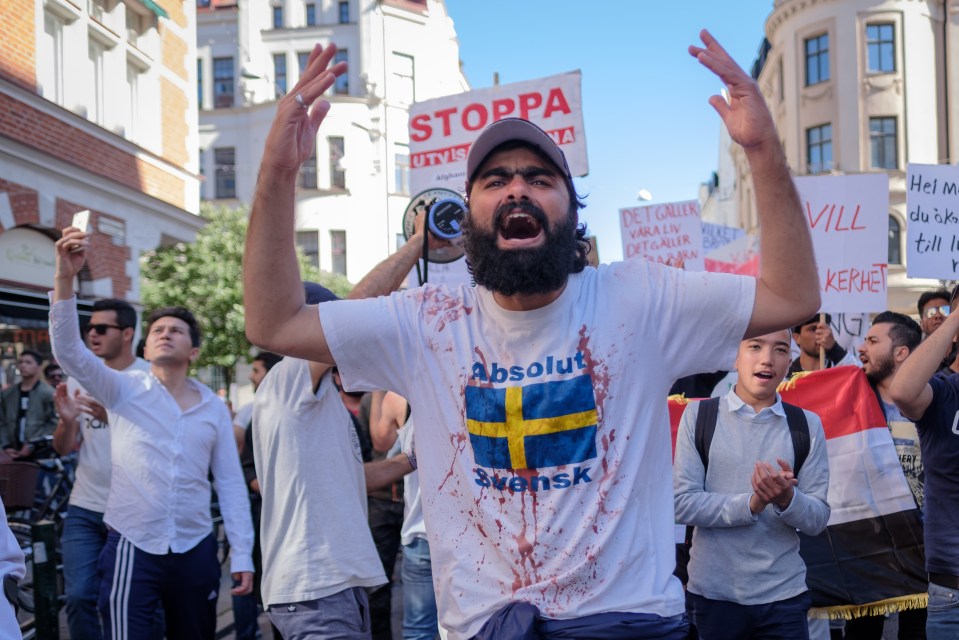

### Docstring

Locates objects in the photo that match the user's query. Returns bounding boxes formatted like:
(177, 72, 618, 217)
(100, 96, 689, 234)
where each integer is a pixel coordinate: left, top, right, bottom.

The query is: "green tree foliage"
(140, 204, 351, 384)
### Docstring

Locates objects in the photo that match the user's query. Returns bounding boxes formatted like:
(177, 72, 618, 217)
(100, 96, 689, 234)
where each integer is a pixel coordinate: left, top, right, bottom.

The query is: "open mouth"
(754, 371, 775, 381)
(499, 212, 543, 241)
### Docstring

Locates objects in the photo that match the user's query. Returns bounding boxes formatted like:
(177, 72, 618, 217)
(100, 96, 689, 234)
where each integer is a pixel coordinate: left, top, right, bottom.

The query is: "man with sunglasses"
(918, 290, 951, 339)
(52, 299, 153, 640)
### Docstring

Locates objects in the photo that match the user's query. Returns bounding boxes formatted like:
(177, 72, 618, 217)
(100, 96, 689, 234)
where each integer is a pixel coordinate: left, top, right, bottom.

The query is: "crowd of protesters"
(0, 28, 956, 640)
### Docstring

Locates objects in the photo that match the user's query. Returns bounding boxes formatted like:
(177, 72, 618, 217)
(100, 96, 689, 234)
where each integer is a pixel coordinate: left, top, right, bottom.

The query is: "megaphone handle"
(421, 221, 430, 285)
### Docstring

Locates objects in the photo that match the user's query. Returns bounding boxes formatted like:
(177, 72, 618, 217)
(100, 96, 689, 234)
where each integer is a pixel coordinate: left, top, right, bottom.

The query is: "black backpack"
(675, 396, 810, 584)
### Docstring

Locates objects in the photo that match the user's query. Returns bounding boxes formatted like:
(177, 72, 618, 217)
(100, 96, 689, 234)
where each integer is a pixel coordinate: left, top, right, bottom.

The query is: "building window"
(870, 117, 897, 170)
(391, 53, 414, 105)
(197, 58, 204, 109)
(213, 57, 234, 108)
(305, 3, 316, 26)
(394, 143, 409, 194)
(88, 39, 106, 126)
(273, 53, 287, 96)
(272, 5, 283, 28)
(126, 6, 145, 46)
(333, 50, 348, 94)
(296, 230, 319, 268)
(297, 51, 310, 76)
(300, 144, 317, 189)
(42, 11, 65, 103)
(866, 23, 895, 73)
(127, 62, 142, 140)
(888, 215, 901, 265)
(214, 147, 236, 198)
(806, 124, 833, 174)
(339, 1, 349, 23)
(331, 230, 346, 275)
(804, 33, 829, 86)
(329, 136, 346, 189)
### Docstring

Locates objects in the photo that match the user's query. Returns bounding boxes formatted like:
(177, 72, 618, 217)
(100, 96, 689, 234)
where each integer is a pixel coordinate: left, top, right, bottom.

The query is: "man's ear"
(894, 345, 911, 365)
(122, 327, 135, 343)
(188, 347, 200, 363)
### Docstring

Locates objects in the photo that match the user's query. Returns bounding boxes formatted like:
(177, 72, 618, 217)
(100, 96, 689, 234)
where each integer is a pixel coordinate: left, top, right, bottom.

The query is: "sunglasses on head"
(924, 305, 951, 319)
(86, 323, 123, 335)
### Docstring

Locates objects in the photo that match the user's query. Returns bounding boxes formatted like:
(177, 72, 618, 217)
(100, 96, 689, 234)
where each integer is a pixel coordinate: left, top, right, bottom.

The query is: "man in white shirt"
(52, 298, 152, 640)
(243, 36, 821, 639)
(50, 237, 253, 640)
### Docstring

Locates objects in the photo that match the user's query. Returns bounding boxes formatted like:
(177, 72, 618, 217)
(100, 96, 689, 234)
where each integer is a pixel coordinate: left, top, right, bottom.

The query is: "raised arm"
(244, 44, 347, 363)
(690, 30, 820, 337)
(889, 302, 959, 419)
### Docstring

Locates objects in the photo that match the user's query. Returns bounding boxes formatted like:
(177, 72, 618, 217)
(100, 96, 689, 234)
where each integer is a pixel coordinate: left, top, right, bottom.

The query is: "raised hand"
(261, 43, 348, 175)
(689, 29, 778, 152)
(54, 227, 89, 281)
(54, 383, 81, 425)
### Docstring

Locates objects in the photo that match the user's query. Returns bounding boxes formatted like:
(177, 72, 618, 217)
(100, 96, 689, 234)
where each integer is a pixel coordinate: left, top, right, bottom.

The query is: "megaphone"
(402, 188, 469, 264)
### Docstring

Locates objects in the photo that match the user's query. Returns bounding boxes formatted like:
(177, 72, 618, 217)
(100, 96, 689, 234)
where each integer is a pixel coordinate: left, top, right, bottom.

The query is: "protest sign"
(905, 163, 959, 278)
(795, 174, 889, 313)
(408, 71, 586, 194)
(701, 222, 744, 253)
(703, 233, 758, 276)
(619, 200, 704, 270)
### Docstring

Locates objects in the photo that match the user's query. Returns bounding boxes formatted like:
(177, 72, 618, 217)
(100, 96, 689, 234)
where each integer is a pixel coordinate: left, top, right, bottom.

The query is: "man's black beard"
(462, 201, 578, 297)
(864, 351, 895, 385)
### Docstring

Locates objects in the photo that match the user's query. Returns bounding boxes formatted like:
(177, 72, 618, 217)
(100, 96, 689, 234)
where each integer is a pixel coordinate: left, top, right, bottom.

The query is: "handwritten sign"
(408, 71, 586, 194)
(704, 233, 759, 276)
(701, 222, 744, 253)
(906, 163, 959, 278)
(619, 200, 704, 270)
(795, 174, 889, 313)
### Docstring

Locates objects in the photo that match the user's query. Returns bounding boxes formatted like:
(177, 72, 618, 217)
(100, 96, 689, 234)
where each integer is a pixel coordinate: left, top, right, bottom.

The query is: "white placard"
(701, 222, 744, 253)
(795, 174, 889, 313)
(408, 71, 586, 194)
(905, 163, 959, 279)
(619, 200, 704, 270)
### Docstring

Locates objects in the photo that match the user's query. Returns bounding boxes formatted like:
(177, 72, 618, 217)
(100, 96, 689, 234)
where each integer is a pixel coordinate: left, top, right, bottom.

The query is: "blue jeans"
(927, 581, 959, 639)
(62, 504, 108, 640)
(402, 537, 438, 640)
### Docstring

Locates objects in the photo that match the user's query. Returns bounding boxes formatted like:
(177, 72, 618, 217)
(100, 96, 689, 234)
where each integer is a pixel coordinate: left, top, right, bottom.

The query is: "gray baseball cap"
(465, 118, 571, 182)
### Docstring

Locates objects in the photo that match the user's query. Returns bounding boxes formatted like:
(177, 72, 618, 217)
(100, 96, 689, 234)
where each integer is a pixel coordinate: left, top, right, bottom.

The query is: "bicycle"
(1, 436, 74, 633)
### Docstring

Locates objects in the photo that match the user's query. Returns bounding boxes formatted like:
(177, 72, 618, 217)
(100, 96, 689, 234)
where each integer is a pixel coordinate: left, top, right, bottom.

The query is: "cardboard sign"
(906, 163, 959, 278)
(408, 71, 586, 194)
(795, 174, 889, 313)
(619, 200, 704, 270)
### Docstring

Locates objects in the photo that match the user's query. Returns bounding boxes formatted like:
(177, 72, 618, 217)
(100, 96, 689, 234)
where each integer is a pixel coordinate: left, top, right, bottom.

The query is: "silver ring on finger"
(294, 93, 308, 109)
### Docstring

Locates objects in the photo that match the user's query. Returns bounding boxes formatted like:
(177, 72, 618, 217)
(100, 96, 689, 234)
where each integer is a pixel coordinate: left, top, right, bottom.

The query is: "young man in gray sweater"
(674, 329, 830, 639)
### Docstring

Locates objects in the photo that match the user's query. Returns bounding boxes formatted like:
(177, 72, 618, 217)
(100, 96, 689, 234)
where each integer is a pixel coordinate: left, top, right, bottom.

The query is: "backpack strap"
(782, 402, 810, 478)
(694, 397, 721, 474)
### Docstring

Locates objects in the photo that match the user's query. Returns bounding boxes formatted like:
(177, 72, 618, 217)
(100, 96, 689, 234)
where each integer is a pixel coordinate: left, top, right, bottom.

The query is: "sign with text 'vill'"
(408, 71, 586, 194)
(619, 200, 704, 270)
(906, 163, 959, 279)
(794, 173, 889, 313)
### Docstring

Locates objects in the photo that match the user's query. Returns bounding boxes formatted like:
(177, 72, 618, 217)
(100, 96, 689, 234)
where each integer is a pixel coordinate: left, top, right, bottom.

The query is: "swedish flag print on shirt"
(465, 375, 599, 470)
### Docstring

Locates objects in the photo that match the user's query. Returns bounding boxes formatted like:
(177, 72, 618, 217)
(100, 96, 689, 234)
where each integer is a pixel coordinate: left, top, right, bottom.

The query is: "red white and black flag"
(670, 366, 927, 618)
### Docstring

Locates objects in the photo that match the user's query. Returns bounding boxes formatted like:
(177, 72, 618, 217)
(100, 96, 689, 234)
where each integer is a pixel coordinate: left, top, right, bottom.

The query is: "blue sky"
(444, 1, 774, 262)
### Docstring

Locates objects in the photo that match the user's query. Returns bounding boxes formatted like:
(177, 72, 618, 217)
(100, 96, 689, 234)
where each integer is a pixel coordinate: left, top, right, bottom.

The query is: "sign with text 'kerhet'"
(408, 71, 586, 194)
(795, 173, 889, 313)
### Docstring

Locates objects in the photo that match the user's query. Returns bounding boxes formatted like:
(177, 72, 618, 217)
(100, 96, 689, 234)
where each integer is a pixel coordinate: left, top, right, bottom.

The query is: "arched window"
(888, 215, 901, 265)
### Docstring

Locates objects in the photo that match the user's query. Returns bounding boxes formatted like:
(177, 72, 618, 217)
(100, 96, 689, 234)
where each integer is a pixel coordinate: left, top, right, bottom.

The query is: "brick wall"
(0, 0, 36, 92)
(0, 94, 187, 209)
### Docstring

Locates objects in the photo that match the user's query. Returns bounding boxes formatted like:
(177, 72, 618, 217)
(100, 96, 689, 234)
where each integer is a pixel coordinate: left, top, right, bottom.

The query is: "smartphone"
(70, 210, 91, 253)
(71, 210, 91, 233)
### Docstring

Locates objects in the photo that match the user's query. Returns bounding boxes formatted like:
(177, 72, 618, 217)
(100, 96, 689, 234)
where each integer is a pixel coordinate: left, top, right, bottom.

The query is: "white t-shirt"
(322, 260, 754, 639)
(68, 358, 150, 513)
(252, 357, 386, 606)
(398, 421, 426, 545)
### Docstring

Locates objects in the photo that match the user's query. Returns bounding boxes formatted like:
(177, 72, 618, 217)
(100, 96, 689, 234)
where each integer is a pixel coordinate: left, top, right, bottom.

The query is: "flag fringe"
(809, 594, 929, 620)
